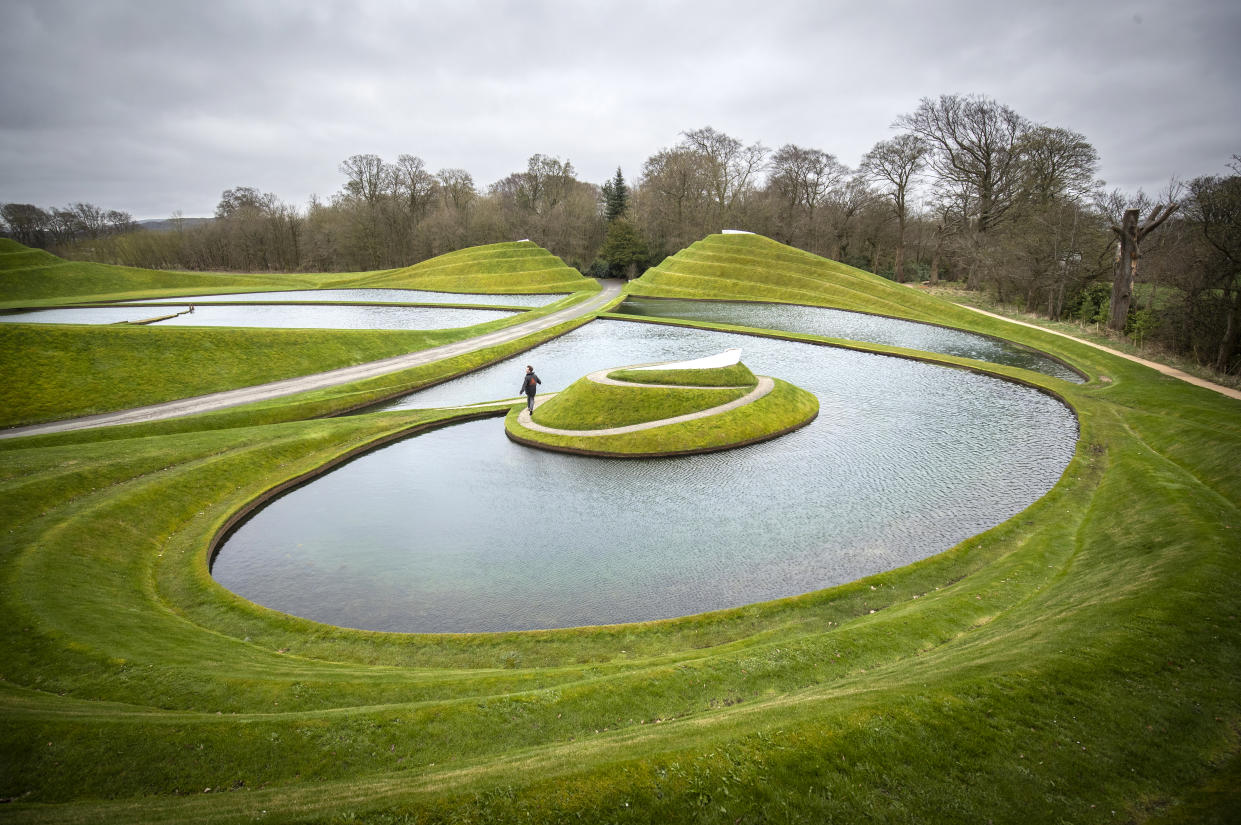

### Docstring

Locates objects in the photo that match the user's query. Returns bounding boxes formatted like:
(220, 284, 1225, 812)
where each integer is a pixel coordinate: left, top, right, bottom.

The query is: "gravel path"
(949, 300, 1241, 401)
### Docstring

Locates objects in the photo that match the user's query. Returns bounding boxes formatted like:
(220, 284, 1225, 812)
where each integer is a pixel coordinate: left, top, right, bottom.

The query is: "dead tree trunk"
(1109, 203, 1178, 331)
(1217, 285, 1241, 373)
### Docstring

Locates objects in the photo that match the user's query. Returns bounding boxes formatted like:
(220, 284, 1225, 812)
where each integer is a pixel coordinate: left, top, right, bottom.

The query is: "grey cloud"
(1, 0, 1237, 218)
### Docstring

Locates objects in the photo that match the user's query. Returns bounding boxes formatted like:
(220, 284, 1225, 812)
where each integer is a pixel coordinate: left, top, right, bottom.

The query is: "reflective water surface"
(119, 289, 567, 306)
(214, 320, 1078, 633)
(615, 297, 1083, 383)
(0, 304, 517, 330)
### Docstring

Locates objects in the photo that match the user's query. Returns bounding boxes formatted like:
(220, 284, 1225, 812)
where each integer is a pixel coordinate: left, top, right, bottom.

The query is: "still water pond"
(120, 289, 567, 306)
(214, 320, 1078, 633)
(0, 304, 517, 330)
(615, 298, 1082, 383)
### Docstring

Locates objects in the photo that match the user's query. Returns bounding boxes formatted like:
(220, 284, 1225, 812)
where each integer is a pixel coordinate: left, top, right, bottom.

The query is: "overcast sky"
(2, 0, 1238, 219)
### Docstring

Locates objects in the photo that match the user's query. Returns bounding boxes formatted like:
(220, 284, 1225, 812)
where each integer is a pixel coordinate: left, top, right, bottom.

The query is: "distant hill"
(137, 217, 214, 232)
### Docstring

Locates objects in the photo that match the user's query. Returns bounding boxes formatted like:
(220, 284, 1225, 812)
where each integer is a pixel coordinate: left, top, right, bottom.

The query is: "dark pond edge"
(615, 294, 1089, 383)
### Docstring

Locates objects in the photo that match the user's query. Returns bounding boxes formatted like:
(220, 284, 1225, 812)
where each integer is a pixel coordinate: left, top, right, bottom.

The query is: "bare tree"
(679, 126, 768, 218)
(861, 134, 926, 281)
(1185, 163, 1241, 370)
(1109, 200, 1179, 331)
(768, 144, 847, 247)
(897, 94, 1028, 234)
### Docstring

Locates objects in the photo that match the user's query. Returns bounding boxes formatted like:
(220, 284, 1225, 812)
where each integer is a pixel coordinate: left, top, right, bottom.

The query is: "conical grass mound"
(505, 349, 818, 457)
(628, 232, 959, 324)
(361, 240, 595, 294)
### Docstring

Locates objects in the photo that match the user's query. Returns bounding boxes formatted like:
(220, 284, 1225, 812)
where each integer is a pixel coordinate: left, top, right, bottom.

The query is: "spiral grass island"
(504, 348, 819, 457)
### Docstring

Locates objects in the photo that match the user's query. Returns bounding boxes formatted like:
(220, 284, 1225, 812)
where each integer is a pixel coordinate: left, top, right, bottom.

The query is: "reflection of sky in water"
(615, 297, 1082, 383)
(0, 304, 516, 330)
(216, 319, 1078, 633)
(120, 288, 566, 306)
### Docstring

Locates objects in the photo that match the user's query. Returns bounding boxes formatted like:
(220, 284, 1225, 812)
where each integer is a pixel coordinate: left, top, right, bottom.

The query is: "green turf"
(0, 240, 594, 310)
(529, 369, 753, 431)
(607, 361, 758, 387)
(362, 241, 596, 294)
(511, 377, 819, 455)
(0, 313, 519, 428)
(0, 234, 1238, 823)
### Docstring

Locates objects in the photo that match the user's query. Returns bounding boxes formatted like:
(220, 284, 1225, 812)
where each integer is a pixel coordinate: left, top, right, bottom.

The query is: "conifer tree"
(601, 167, 629, 222)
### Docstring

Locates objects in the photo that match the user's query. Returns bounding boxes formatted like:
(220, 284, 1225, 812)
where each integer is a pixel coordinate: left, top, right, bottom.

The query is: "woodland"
(3, 94, 1238, 375)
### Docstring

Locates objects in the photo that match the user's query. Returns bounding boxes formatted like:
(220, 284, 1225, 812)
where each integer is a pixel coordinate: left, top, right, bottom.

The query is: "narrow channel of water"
(613, 297, 1083, 383)
(214, 320, 1077, 633)
(118, 288, 568, 307)
(0, 304, 518, 330)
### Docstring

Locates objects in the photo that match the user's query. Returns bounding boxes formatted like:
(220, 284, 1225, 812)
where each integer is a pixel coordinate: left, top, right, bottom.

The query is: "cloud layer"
(2, 0, 1237, 218)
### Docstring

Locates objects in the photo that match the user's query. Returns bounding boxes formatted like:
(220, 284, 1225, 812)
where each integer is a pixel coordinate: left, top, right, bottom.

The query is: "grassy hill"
(630, 232, 988, 325)
(0, 233, 1238, 822)
(362, 240, 596, 293)
(0, 239, 596, 309)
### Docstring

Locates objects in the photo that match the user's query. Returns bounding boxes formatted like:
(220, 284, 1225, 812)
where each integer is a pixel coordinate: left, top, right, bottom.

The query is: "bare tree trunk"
(1109, 203, 1178, 331)
(893, 215, 906, 283)
(1217, 286, 1241, 373)
(1109, 209, 1139, 331)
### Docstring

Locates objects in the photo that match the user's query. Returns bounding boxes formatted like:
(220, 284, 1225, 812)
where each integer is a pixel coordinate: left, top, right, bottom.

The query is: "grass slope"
(0, 240, 595, 309)
(0, 310, 521, 428)
(607, 362, 757, 387)
(0, 237, 1238, 823)
(530, 377, 752, 430)
(629, 232, 1023, 330)
(363, 241, 596, 294)
(511, 377, 818, 455)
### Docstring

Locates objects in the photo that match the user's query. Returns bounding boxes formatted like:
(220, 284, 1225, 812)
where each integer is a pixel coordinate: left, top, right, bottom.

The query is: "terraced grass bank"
(0, 240, 603, 430)
(0, 233, 1238, 823)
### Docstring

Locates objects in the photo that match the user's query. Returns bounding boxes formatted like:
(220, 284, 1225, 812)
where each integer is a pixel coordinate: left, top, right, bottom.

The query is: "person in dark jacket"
(520, 365, 541, 413)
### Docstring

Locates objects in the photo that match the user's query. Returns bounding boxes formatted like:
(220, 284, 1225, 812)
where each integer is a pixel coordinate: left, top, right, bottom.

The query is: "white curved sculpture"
(629, 348, 743, 371)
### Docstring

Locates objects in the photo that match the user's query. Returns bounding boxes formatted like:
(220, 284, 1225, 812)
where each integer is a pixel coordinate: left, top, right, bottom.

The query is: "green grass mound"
(530, 376, 752, 431)
(629, 232, 973, 325)
(607, 361, 757, 387)
(0, 240, 594, 309)
(360, 241, 596, 294)
(506, 357, 818, 456)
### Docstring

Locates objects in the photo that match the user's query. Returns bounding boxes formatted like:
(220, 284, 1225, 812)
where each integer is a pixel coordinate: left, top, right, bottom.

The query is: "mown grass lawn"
(0, 235, 1238, 823)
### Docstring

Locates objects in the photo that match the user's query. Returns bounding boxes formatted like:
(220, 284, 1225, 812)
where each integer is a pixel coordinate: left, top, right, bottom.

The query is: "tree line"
(3, 94, 1238, 374)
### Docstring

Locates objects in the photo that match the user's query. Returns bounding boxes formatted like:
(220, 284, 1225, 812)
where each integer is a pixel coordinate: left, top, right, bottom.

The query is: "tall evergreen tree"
(601, 167, 629, 222)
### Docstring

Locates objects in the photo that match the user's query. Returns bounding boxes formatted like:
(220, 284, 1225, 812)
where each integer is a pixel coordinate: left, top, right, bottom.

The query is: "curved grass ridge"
(505, 357, 818, 456)
(507, 376, 817, 457)
(529, 377, 753, 431)
(360, 240, 595, 294)
(608, 361, 757, 387)
(0, 236, 1239, 821)
(0, 240, 594, 309)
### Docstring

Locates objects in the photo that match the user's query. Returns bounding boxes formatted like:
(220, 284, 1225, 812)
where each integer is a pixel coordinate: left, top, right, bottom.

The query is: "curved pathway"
(515, 370, 775, 437)
(1, 282, 623, 439)
(945, 298, 1241, 401)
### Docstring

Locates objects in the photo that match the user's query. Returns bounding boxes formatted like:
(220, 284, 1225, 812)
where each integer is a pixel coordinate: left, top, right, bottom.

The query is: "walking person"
(520, 365, 541, 413)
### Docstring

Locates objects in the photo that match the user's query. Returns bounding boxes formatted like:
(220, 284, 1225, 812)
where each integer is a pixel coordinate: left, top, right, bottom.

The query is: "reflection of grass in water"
(0, 233, 1238, 821)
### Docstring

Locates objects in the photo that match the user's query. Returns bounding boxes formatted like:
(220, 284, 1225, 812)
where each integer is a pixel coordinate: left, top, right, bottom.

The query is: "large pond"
(118, 289, 567, 307)
(615, 297, 1083, 383)
(213, 320, 1078, 633)
(0, 304, 518, 330)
